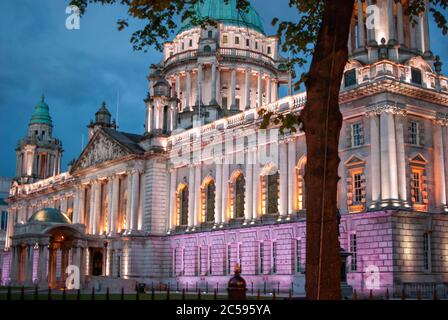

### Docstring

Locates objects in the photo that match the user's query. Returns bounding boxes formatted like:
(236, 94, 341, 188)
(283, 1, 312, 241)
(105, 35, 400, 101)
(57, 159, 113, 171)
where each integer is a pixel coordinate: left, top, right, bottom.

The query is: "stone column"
(10, 246, 18, 282)
(72, 188, 80, 224)
(245, 66, 251, 110)
(210, 62, 217, 105)
(109, 176, 118, 235)
(196, 63, 203, 107)
(130, 171, 140, 232)
(79, 186, 85, 225)
(93, 182, 101, 235)
(25, 244, 34, 284)
(252, 149, 260, 220)
(380, 108, 399, 201)
(230, 67, 237, 110)
(125, 174, 133, 232)
(395, 112, 408, 205)
(366, 0, 377, 45)
(215, 161, 223, 224)
(434, 121, 447, 211)
(186, 70, 192, 111)
(357, 0, 366, 48)
(38, 244, 48, 285)
(194, 164, 201, 226)
(169, 169, 177, 229)
(188, 165, 195, 227)
(89, 183, 96, 234)
(369, 112, 381, 204)
(388, 0, 396, 44)
(257, 70, 263, 107)
(175, 74, 181, 98)
(221, 157, 230, 224)
(287, 138, 297, 214)
(266, 75, 272, 104)
(396, 0, 405, 45)
(245, 150, 254, 221)
(272, 79, 278, 102)
(279, 141, 288, 217)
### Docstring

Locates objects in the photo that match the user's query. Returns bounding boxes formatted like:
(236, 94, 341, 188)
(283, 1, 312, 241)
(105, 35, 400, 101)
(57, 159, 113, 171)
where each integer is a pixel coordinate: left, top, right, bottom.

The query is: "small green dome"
(179, 0, 265, 35)
(30, 95, 52, 125)
(28, 208, 71, 224)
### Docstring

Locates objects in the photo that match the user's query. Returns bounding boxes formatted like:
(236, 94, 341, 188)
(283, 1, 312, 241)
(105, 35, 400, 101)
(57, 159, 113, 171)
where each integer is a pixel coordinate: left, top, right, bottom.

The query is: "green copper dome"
(30, 96, 52, 125)
(179, 0, 265, 35)
(28, 208, 71, 224)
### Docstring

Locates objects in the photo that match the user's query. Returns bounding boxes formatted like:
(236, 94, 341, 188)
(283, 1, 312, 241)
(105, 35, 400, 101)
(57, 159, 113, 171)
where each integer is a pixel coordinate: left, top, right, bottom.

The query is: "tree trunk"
(302, 0, 354, 300)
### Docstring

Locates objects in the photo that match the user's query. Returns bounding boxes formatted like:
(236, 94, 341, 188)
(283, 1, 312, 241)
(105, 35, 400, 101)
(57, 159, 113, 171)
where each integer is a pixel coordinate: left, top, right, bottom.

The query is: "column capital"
(434, 113, 448, 126)
(366, 103, 407, 116)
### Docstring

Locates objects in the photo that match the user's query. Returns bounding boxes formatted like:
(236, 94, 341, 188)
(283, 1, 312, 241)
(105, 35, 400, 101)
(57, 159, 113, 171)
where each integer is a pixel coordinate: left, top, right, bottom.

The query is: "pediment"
(344, 155, 365, 167)
(71, 130, 131, 173)
(409, 153, 428, 164)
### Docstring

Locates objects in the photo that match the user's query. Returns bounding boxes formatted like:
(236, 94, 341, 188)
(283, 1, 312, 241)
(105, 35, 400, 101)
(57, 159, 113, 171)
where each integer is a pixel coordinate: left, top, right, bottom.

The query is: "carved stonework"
(74, 132, 128, 171)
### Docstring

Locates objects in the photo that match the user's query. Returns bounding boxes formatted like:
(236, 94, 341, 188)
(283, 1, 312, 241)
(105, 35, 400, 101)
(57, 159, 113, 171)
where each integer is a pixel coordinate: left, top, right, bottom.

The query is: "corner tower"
(15, 96, 63, 183)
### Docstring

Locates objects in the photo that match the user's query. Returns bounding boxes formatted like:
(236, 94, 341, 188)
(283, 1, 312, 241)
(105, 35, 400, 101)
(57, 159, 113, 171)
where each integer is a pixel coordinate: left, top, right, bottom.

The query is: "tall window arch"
(261, 164, 279, 215)
(230, 171, 245, 219)
(177, 183, 189, 226)
(201, 177, 215, 223)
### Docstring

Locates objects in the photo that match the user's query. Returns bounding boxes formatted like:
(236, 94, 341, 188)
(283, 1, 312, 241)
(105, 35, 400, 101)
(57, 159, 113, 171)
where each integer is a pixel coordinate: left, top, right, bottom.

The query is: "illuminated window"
(410, 155, 428, 211)
(350, 234, 357, 271)
(350, 122, 364, 147)
(266, 172, 279, 215)
(223, 35, 228, 44)
(408, 121, 421, 145)
(297, 160, 306, 210)
(353, 173, 363, 204)
(201, 180, 215, 223)
(232, 173, 245, 219)
(346, 156, 366, 213)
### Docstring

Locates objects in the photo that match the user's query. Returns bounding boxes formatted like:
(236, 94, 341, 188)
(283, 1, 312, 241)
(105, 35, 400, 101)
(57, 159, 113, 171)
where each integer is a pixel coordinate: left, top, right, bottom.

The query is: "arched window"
(204, 45, 211, 52)
(177, 184, 189, 226)
(230, 172, 245, 219)
(297, 157, 307, 211)
(201, 178, 215, 223)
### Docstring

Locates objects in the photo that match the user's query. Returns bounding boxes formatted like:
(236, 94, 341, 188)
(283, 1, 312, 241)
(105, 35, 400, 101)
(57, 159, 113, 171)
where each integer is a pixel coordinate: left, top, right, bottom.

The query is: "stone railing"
(13, 172, 72, 196)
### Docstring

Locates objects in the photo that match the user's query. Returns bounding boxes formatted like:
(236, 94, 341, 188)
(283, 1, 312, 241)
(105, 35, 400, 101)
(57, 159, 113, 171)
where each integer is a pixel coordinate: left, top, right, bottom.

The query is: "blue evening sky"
(0, 1, 447, 177)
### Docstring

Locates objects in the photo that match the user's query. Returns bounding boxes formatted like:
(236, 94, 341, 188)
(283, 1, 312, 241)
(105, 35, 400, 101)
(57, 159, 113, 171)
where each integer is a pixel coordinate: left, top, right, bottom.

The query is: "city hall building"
(2, 0, 448, 296)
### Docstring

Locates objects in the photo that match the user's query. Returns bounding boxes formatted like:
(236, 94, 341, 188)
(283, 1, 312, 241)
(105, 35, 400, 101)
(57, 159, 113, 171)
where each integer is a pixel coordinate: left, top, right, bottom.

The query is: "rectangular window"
(246, 39, 250, 47)
(272, 241, 277, 274)
(223, 35, 228, 44)
(189, 39, 193, 47)
(423, 233, 431, 272)
(350, 234, 357, 271)
(409, 121, 420, 145)
(255, 42, 258, 50)
(221, 97, 228, 109)
(182, 248, 185, 275)
(411, 170, 423, 204)
(235, 98, 240, 109)
(208, 246, 212, 275)
(173, 248, 177, 276)
(0, 211, 7, 230)
(259, 242, 264, 274)
(227, 244, 232, 275)
(351, 122, 364, 147)
(353, 173, 363, 204)
(267, 46, 272, 54)
(411, 67, 422, 85)
(198, 246, 202, 275)
(238, 243, 243, 273)
(344, 69, 357, 87)
(181, 43, 184, 50)
(235, 36, 239, 45)
(296, 239, 302, 273)
(208, 30, 213, 39)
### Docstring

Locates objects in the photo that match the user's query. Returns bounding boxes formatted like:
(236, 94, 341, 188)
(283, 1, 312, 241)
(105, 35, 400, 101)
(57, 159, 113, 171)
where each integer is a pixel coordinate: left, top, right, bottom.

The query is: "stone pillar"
(210, 62, 217, 105)
(215, 161, 223, 224)
(130, 171, 140, 232)
(196, 63, 203, 107)
(125, 174, 133, 232)
(61, 248, 69, 283)
(396, 0, 405, 45)
(188, 165, 195, 227)
(186, 70, 192, 111)
(395, 112, 408, 205)
(434, 122, 447, 211)
(388, 0, 396, 44)
(38, 244, 48, 285)
(369, 112, 381, 204)
(25, 244, 33, 284)
(230, 67, 237, 110)
(272, 79, 278, 102)
(169, 169, 177, 230)
(266, 75, 272, 104)
(357, 0, 366, 48)
(245, 150, 254, 221)
(216, 67, 221, 107)
(287, 138, 297, 214)
(366, 0, 377, 45)
(10, 246, 18, 282)
(175, 74, 180, 98)
(257, 70, 263, 107)
(221, 157, 230, 223)
(93, 182, 101, 235)
(194, 164, 201, 226)
(245, 66, 251, 110)
(279, 141, 288, 217)
(252, 149, 260, 220)
(89, 183, 96, 234)
(380, 109, 399, 201)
